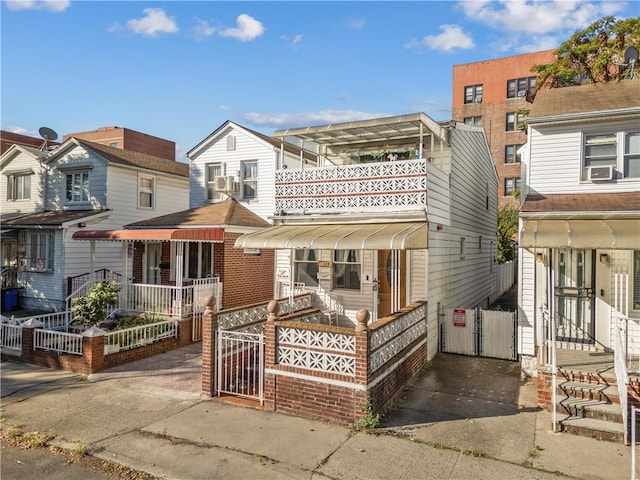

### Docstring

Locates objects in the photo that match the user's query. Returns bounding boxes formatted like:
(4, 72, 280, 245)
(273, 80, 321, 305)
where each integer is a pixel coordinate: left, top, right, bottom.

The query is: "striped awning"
(235, 222, 427, 250)
(72, 228, 224, 242)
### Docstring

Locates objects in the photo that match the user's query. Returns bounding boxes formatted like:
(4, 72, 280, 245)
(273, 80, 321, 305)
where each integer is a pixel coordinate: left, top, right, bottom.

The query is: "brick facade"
(63, 126, 176, 161)
(452, 50, 555, 202)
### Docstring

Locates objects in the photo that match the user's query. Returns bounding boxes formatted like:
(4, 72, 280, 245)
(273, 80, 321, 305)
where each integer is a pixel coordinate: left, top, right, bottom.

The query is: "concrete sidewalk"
(2, 354, 636, 480)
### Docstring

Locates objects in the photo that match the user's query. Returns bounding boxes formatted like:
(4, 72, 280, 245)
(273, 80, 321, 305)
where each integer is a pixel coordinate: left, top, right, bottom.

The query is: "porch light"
(599, 253, 609, 264)
(536, 253, 544, 263)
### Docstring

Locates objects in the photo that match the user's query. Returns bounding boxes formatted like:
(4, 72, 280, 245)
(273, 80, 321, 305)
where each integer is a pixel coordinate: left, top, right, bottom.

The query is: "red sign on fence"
(453, 308, 466, 327)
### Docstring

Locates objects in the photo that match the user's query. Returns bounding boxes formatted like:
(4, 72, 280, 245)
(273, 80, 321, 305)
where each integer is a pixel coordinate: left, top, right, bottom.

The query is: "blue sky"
(2, 1, 637, 161)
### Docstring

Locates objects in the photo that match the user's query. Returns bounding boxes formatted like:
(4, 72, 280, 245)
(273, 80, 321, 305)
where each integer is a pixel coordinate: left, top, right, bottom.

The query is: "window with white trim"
(463, 116, 482, 126)
(294, 249, 319, 288)
(206, 163, 223, 201)
(581, 131, 640, 181)
(241, 160, 257, 199)
(66, 171, 89, 203)
(464, 84, 483, 104)
(20, 230, 55, 271)
(333, 250, 361, 290)
(183, 242, 213, 279)
(7, 173, 31, 200)
(138, 175, 155, 208)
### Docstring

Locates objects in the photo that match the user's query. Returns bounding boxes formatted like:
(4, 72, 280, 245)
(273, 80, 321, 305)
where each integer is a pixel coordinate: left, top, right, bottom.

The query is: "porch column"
(263, 300, 279, 412)
(354, 308, 370, 421)
(201, 295, 218, 397)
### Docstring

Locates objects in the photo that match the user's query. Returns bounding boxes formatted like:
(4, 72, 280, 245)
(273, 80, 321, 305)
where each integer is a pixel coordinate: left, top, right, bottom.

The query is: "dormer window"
(66, 171, 89, 203)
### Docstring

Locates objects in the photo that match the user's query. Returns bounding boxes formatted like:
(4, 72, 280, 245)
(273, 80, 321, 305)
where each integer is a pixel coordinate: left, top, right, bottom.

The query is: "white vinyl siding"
(0, 149, 45, 215)
(527, 119, 640, 194)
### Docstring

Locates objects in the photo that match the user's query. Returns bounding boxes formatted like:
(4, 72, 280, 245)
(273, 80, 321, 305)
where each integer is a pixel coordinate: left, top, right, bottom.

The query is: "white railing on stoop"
(614, 315, 630, 446)
(274, 158, 428, 214)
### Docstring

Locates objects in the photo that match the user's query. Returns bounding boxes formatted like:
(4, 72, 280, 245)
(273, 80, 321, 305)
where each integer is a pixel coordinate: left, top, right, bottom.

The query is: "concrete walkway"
(1, 349, 635, 480)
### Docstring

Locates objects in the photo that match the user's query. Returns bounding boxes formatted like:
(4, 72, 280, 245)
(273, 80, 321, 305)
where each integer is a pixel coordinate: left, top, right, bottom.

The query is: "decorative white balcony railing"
(275, 159, 428, 214)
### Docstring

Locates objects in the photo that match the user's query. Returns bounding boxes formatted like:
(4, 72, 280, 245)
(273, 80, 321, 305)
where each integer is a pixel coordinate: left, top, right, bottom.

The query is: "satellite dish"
(624, 46, 639, 64)
(39, 126, 58, 141)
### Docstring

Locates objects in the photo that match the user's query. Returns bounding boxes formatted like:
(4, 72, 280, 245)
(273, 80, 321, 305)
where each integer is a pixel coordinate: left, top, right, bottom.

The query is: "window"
(110, 142, 118, 148)
(138, 175, 155, 208)
(21, 230, 55, 271)
(506, 112, 527, 132)
(7, 173, 31, 200)
(464, 84, 483, 104)
(634, 251, 640, 310)
(183, 242, 213, 279)
(582, 131, 640, 181)
(226, 135, 236, 151)
(505, 144, 523, 164)
(206, 163, 223, 201)
(624, 132, 640, 179)
(333, 250, 361, 290)
(463, 116, 482, 126)
(294, 249, 319, 288)
(241, 161, 257, 199)
(66, 171, 89, 202)
(504, 177, 521, 196)
(507, 76, 537, 98)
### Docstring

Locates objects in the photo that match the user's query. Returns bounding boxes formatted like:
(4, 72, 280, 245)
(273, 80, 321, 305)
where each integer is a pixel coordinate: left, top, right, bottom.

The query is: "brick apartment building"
(452, 49, 555, 202)
(64, 126, 176, 161)
(1, 130, 60, 155)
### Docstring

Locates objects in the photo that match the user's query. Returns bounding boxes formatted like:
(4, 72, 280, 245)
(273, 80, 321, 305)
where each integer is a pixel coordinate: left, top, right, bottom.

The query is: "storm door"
(553, 249, 595, 343)
(377, 250, 406, 318)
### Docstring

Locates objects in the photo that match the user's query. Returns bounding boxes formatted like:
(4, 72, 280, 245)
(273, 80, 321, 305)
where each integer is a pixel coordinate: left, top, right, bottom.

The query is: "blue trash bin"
(2, 288, 19, 312)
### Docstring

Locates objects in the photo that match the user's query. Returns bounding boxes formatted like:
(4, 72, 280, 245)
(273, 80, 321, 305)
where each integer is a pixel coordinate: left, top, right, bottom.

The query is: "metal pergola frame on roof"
(272, 113, 449, 161)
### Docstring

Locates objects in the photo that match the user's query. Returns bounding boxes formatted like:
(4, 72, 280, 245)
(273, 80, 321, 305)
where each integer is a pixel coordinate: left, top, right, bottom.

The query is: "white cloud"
(126, 8, 179, 37)
(348, 18, 366, 30)
(5, 126, 38, 137)
(418, 24, 475, 52)
(218, 105, 231, 111)
(219, 14, 264, 42)
(193, 18, 216, 40)
(5, 0, 70, 12)
(243, 109, 391, 129)
(458, 0, 629, 35)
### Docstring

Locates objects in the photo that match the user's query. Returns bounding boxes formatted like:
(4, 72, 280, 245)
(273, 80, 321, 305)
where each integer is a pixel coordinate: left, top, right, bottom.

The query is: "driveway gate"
(439, 306, 518, 361)
(216, 329, 264, 404)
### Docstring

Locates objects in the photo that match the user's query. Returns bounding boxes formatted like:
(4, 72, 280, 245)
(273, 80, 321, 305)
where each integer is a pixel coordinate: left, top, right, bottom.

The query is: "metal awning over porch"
(235, 222, 428, 250)
(520, 219, 640, 249)
(72, 228, 224, 242)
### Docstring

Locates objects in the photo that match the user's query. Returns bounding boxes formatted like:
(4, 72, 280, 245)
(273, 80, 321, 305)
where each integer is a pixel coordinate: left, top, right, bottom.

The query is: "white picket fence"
(33, 329, 83, 355)
(0, 323, 22, 351)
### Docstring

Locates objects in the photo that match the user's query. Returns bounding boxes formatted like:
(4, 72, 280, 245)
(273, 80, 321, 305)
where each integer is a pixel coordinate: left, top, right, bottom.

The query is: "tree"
(532, 16, 640, 88)
(497, 203, 519, 264)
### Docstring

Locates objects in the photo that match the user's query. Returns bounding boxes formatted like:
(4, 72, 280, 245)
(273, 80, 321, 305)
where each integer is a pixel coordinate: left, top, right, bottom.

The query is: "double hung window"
(66, 171, 89, 203)
(294, 249, 319, 287)
(7, 173, 31, 200)
(333, 250, 361, 290)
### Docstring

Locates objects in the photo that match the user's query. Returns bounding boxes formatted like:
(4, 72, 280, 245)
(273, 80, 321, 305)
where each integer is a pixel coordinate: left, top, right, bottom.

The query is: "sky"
(2, 0, 637, 162)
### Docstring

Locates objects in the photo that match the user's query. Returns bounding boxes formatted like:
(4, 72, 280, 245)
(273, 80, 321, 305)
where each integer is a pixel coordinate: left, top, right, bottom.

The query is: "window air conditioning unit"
(226, 176, 237, 192)
(588, 165, 614, 181)
(517, 90, 527, 97)
(214, 176, 227, 190)
(474, 95, 483, 103)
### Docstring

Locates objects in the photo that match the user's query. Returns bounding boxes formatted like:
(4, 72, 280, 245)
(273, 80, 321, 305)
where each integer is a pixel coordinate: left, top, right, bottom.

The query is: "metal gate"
(440, 306, 518, 361)
(216, 329, 264, 404)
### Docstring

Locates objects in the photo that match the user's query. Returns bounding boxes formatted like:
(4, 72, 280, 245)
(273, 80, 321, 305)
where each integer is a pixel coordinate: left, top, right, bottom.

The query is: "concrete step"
(558, 380, 620, 404)
(557, 397, 623, 423)
(558, 414, 625, 443)
(558, 369, 615, 385)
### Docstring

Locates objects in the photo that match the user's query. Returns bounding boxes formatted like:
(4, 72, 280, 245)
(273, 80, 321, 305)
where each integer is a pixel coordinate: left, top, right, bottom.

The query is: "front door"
(144, 242, 162, 285)
(553, 249, 595, 343)
(377, 250, 406, 318)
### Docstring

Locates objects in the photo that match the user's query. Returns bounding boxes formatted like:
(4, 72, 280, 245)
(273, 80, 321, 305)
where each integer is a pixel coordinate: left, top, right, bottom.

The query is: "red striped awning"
(72, 228, 224, 242)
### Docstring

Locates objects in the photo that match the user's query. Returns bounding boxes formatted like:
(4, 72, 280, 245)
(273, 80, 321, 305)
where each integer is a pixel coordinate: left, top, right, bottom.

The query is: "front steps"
(554, 370, 625, 442)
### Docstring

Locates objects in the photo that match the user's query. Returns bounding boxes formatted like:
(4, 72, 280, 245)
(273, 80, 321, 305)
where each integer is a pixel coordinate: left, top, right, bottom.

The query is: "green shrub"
(71, 281, 121, 328)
